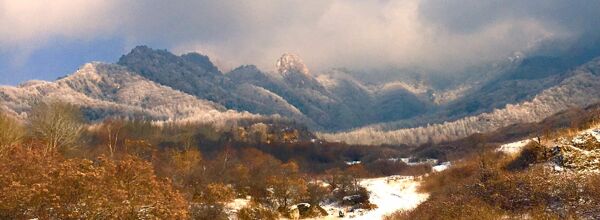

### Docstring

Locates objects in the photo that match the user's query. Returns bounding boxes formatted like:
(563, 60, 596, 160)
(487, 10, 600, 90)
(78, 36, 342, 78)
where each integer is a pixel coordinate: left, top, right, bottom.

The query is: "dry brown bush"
(237, 202, 279, 220)
(388, 149, 600, 219)
(0, 113, 24, 154)
(0, 146, 188, 219)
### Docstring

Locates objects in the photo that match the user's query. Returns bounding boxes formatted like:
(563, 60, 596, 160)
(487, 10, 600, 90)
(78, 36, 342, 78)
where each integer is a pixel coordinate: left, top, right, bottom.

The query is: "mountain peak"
(276, 53, 309, 77)
(119, 46, 222, 75)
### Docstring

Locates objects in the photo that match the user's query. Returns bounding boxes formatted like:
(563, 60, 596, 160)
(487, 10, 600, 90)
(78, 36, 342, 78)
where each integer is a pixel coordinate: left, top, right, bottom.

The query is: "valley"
(2, 2, 600, 218)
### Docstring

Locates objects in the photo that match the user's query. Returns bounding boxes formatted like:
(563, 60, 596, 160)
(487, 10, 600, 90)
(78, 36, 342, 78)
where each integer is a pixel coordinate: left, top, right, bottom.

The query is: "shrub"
(190, 204, 228, 220)
(237, 202, 279, 220)
(28, 101, 84, 154)
(389, 148, 600, 219)
(0, 147, 188, 219)
(194, 183, 236, 205)
(0, 113, 24, 153)
(505, 142, 550, 171)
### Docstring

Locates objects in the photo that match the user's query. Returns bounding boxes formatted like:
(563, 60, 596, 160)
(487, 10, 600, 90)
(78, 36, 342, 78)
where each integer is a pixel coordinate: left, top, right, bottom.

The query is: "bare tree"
(101, 118, 124, 158)
(29, 100, 83, 154)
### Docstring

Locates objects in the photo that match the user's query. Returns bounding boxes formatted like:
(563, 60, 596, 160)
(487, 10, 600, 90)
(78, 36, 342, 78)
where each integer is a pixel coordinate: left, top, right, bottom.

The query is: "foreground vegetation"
(388, 140, 600, 219)
(0, 100, 432, 219)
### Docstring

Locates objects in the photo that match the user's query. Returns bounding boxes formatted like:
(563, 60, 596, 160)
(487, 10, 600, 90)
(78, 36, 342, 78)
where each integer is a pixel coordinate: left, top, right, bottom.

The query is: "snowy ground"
(227, 164, 450, 219)
(497, 139, 532, 155)
(572, 128, 600, 144)
(497, 126, 600, 156)
(495, 125, 600, 173)
(225, 198, 250, 217)
(318, 175, 429, 220)
(432, 162, 451, 172)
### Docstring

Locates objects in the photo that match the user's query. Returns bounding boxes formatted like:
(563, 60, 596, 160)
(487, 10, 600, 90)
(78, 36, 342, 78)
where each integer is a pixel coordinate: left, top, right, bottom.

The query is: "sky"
(0, 0, 599, 85)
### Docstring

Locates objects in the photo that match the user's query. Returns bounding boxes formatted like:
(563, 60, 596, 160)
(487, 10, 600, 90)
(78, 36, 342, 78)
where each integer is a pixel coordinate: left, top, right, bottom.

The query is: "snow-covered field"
(226, 175, 431, 220)
(227, 162, 452, 219)
(318, 176, 429, 220)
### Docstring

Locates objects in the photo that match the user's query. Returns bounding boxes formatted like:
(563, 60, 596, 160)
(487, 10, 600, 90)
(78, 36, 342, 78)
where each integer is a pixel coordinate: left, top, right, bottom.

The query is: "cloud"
(418, 0, 600, 35)
(0, 0, 121, 68)
(1, 0, 598, 74)
(0, 0, 119, 46)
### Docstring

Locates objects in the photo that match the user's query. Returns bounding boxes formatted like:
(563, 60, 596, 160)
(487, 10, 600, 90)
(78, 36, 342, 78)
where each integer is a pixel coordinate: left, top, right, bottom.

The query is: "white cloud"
(0, 0, 597, 73)
(0, 0, 118, 46)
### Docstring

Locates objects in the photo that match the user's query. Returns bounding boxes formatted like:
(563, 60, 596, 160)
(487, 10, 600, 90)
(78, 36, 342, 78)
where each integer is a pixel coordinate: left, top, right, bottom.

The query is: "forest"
(5, 100, 600, 219)
(0, 100, 430, 219)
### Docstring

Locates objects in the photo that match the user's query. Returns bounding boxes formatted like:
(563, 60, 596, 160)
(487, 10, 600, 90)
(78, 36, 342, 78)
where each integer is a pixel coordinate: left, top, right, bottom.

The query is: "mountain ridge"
(0, 62, 262, 127)
(3, 45, 600, 146)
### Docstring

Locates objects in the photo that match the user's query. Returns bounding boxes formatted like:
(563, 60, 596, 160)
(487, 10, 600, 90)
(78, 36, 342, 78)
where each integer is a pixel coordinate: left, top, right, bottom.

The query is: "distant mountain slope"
(319, 58, 600, 145)
(0, 63, 261, 126)
(118, 46, 434, 130)
(5, 45, 600, 142)
(118, 47, 368, 129)
(118, 46, 315, 127)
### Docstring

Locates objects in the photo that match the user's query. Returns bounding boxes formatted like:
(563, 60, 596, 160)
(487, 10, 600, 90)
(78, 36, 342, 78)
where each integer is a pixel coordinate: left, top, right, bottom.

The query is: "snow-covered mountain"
(118, 46, 318, 127)
(4, 45, 600, 146)
(119, 47, 368, 129)
(320, 58, 600, 145)
(0, 62, 261, 126)
(116, 46, 442, 130)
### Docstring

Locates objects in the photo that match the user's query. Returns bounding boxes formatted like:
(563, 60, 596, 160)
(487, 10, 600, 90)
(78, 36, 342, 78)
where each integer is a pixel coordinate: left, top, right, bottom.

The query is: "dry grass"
(387, 148, 600, 220)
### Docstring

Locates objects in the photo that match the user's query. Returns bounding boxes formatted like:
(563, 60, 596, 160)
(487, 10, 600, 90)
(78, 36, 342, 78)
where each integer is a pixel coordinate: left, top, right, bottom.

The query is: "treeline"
(0, 100, 426, 219)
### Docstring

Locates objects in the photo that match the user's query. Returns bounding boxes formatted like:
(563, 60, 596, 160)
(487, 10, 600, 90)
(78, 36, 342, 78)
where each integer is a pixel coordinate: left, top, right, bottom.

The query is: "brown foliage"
(28, 101, 84, 155)
(267, 161, 308, 209)
(390, 150, 600, 219)
(194, 183, 235, 205)
(0, 113, 24, 155)
(0, 146, 188, 219)
(168, 147, 203, 185)
(237, 202, 279, 220)
(505, 141, 551, 171)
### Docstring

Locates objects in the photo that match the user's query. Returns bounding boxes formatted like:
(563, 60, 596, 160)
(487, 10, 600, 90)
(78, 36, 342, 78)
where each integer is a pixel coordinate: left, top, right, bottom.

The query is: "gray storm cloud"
(1, 0, 598, 73)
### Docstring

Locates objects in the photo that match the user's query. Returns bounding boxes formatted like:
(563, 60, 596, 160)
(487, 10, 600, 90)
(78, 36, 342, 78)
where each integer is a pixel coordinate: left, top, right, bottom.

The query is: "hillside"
(320, 58, 600, 146)
(4, 45, 600, 146)
(0, 62, 261, 126)
(117, 46, 435, 130)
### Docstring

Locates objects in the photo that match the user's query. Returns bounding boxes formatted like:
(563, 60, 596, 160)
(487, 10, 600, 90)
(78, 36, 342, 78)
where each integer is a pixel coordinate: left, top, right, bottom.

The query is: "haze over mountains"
(2, 43, 600, 146)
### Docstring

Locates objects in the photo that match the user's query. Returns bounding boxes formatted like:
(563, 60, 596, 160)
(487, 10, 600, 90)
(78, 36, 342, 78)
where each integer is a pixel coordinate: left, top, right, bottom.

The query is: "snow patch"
(432, 162, 451, 172)
(497, 139, 532, 155)
(318, 176, 428, 220)
(345, 160, 362, 165)
(225, 198, 251, 217)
